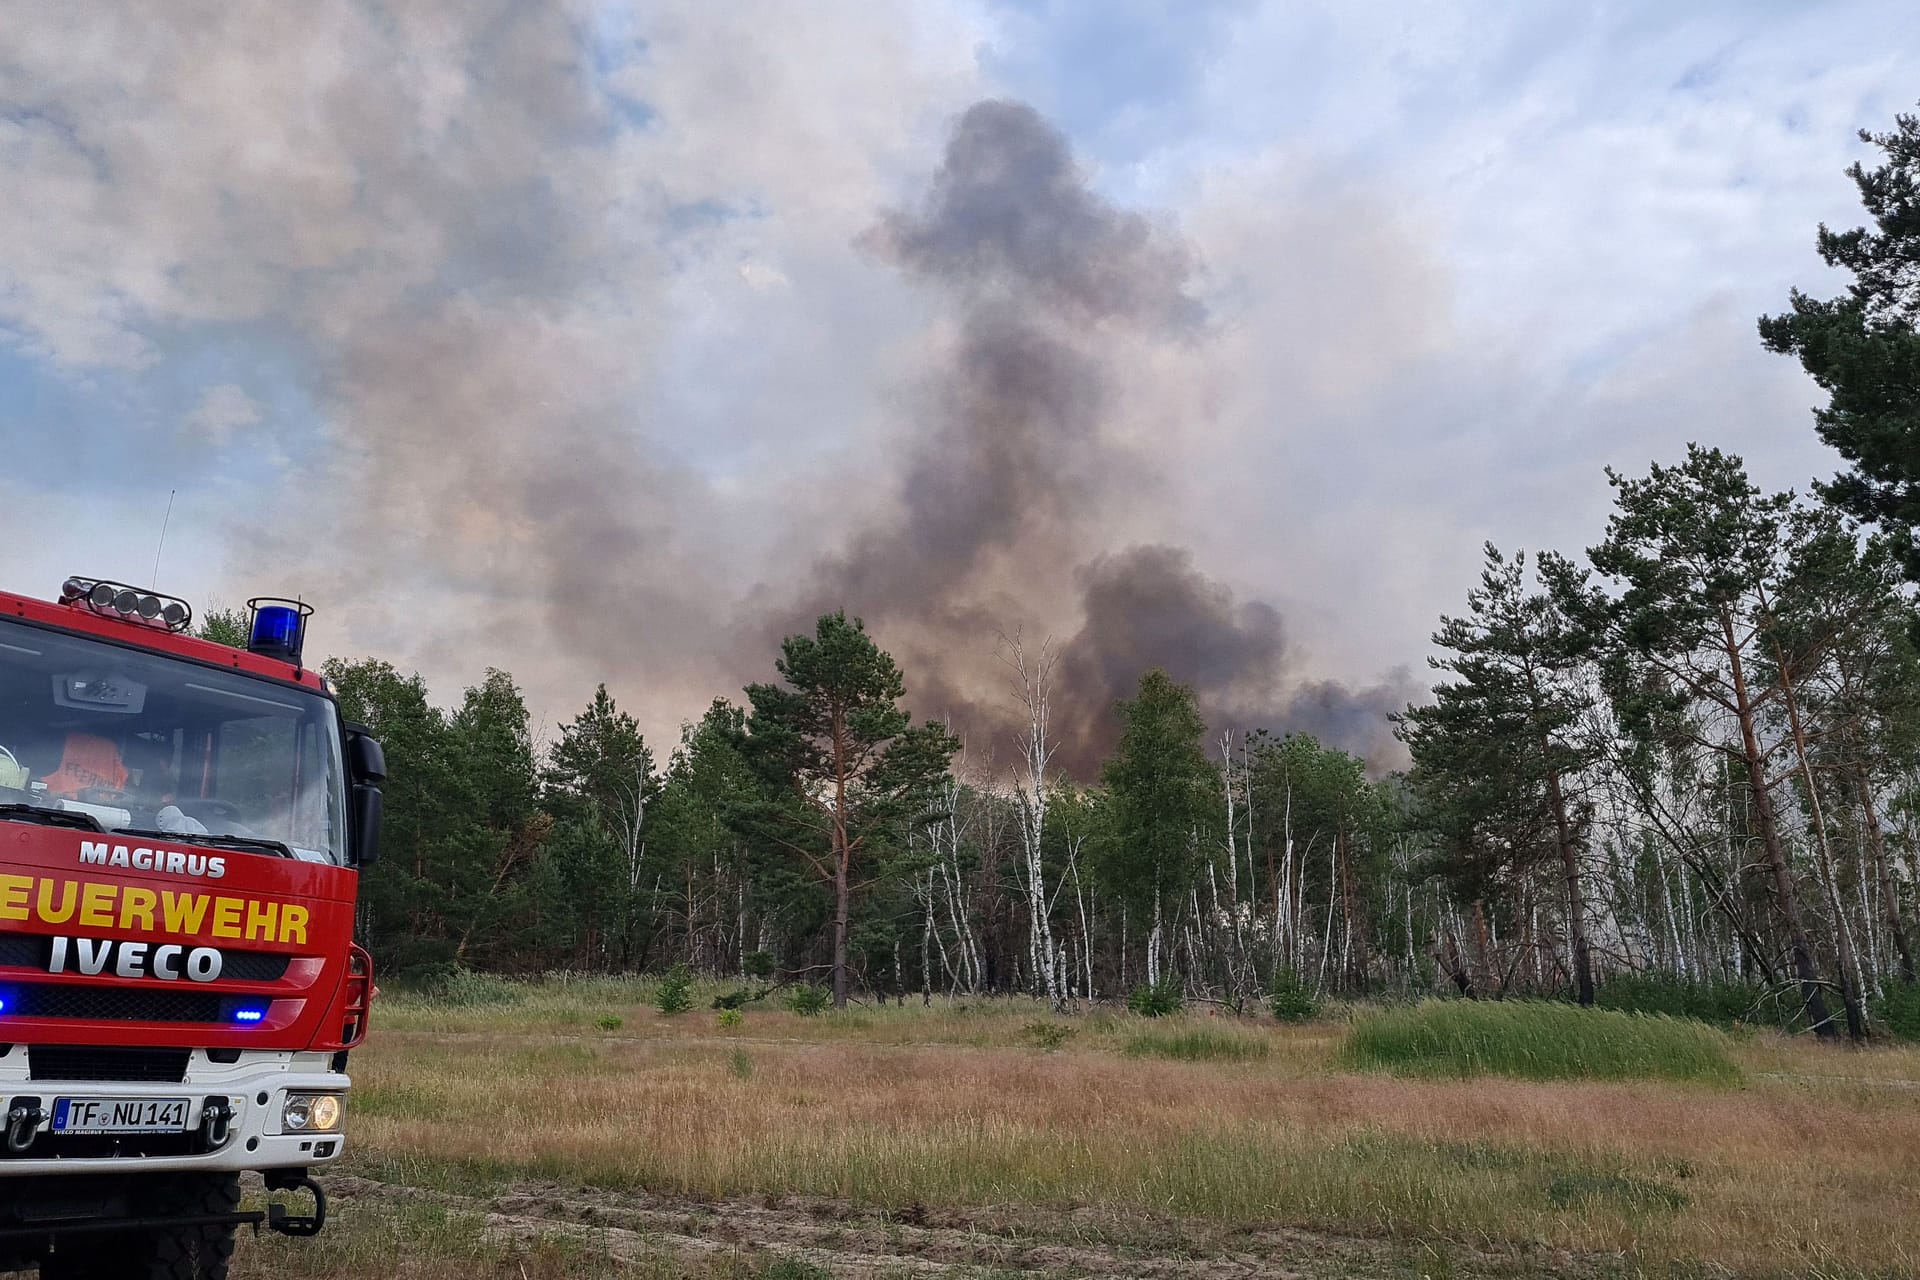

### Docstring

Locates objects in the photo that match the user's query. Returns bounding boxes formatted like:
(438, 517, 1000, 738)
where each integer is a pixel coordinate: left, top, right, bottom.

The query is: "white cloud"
(182, 384, 263, 445)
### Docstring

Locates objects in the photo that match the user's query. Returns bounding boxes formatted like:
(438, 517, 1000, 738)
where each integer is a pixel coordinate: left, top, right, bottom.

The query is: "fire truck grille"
(7, 984, 228, 1024)
(29, 1045, 192, 1083)
(0, 936, 292, 981)
(212, 951, 292, 981)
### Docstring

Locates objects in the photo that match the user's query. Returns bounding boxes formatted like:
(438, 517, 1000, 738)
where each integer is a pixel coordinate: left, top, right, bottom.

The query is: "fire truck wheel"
(39, 1174, 241, 1280)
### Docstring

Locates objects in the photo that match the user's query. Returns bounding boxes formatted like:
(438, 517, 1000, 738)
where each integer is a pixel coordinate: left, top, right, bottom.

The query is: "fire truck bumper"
(0, 1050, 351, 1176)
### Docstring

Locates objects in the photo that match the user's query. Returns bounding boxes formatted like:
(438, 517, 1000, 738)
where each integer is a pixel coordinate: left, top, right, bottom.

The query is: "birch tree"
(1002, 631, 1065, 1009)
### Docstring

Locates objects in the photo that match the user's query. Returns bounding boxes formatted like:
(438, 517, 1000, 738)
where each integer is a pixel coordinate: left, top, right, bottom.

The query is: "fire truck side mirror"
(345, 728, 386, 868)
(351, 783, 383, 869)
(346, 730, 387, 785)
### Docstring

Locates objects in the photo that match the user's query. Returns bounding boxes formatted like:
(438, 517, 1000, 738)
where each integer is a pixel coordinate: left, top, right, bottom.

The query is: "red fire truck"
(0, 578, 381, 1279)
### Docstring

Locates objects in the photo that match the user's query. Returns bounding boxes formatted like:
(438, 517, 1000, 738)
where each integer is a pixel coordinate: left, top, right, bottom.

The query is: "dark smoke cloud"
(1054, 545, 1282, 772)
(779, 100, 1409, 776)
(1053, 546, 1414, 775)
(864, 100, 1200, 328)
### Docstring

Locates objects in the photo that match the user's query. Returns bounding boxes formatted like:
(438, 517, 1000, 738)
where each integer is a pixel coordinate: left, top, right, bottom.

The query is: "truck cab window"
(0, 618, 348, 864)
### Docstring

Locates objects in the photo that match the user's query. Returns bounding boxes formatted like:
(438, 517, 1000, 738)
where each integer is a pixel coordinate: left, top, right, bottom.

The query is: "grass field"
(230, 979, 1920, 1279)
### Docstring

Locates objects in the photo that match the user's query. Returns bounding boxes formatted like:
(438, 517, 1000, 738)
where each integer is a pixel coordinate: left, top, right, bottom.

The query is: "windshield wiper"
(114, 829, 296, 860)
(0, 803, 105, 832)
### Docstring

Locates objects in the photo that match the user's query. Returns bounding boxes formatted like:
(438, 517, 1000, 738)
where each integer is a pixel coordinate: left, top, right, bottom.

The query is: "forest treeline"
(290, 108, 1919, 1039)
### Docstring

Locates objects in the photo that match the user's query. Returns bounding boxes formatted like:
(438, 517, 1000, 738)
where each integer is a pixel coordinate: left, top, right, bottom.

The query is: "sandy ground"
(313, 1171, 1612, 1279)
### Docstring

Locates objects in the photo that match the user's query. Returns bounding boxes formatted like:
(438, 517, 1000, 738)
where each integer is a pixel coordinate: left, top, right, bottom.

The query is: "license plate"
(52, 1097, 190, 1135)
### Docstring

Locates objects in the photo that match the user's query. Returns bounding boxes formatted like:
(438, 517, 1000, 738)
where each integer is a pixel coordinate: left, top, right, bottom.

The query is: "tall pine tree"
(737, 613, 959, 1008)
(1400, 544, 1601, 1004)
(1760, 107, 1920, 581)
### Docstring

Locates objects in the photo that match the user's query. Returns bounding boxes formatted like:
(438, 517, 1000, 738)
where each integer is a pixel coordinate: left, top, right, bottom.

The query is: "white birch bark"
(1002, 631, 1064, 1010)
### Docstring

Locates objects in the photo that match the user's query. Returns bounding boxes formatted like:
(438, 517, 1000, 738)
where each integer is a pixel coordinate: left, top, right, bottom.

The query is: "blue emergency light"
(246, 597, 313, 665)
(232, 1006, 266, 1024)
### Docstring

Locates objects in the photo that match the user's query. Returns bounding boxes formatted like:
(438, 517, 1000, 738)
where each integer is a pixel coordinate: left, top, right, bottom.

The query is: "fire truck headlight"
(282, 1093, 343, 1133)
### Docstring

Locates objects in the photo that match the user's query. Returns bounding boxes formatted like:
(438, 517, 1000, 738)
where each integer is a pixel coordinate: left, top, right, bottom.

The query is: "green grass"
(1595, 974, 1800, 1032)
(1340, 1000, 1740, 1085)
(1123, 1024, 1271, 1062)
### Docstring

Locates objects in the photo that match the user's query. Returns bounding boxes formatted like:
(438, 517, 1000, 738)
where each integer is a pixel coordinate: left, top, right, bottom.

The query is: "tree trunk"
(832, 708, 851, 1010)
(1470, 898, 1497, 998)
(1723, 613, 1835, 1038)
(1543, 759, 1595, 1004)
(1775, 645, 1868, 1041)
(1859, 771, 1916, 985)
(1336, 820, 1367, 994)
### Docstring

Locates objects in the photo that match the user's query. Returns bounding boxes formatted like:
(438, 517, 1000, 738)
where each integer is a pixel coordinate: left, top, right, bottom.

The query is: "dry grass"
(318, 984, 1920, 1278)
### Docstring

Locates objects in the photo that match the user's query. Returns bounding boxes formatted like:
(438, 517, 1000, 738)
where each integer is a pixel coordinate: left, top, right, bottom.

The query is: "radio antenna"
(151, 489, 176, 588)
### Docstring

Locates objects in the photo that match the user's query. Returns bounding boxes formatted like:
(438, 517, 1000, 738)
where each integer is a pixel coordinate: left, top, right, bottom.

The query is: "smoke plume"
(781, 100, 1412, 774)
(0, 3, 1413, 776)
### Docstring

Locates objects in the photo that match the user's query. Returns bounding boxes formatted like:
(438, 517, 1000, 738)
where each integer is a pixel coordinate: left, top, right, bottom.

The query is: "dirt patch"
(323, 1173, 1614, 1278)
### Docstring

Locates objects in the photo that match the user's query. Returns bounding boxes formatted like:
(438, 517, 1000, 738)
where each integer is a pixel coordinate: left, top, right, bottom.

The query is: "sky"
(1, 1, 1915, 771)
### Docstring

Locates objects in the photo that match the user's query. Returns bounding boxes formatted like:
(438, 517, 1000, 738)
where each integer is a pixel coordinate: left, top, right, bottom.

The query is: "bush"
(1596, 974, 1798, 1031)
(1022, 1020, 1076, 1051)
(717, 1007, 744, 1030)
(595, 1014, 623, 1031)
(653, 965, 695, 1016)
(1872, 981, 1920, 1042)
(712, 987, 752, 1010)
(785, 983, 829, 1017)
(1269, 969, 1319, 1023)
(1125, 1027, 1270, 1063)
(1341, 999, 1740, 1085)
(1127, 979, 1183, 1018)
(743, 950, 777, 980)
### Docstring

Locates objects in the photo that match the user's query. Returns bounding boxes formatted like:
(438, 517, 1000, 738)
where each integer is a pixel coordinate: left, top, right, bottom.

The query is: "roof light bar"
(60, 577, 194, 633)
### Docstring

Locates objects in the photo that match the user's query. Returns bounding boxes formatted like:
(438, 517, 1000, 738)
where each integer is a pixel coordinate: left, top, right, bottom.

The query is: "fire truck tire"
(39, 1174, 240, 1280)
(146, 1173, 240, 1280)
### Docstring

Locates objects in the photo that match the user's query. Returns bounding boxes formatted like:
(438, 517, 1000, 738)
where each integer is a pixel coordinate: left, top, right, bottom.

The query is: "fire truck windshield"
(0, 616, 347, 864)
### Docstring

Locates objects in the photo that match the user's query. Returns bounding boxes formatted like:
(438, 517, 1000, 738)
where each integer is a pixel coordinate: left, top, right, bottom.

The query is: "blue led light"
(0, 996, 8, 1014)
(233, 1007, 266, 1024)
(250, 605, 302, 654)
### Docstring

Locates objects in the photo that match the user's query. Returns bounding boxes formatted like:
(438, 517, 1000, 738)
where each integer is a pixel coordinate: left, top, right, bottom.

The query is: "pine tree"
(1760, 108, 1920, 581)
(322, 657, 461, 971)
(1399, 544, 1601, 1003)
(650, 700, 782, 974)
(1099, 670, 1218, 989)
(446, 670, 545, 966)
(737, 613, 960, 1008)
(540, 685, 657, 967)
